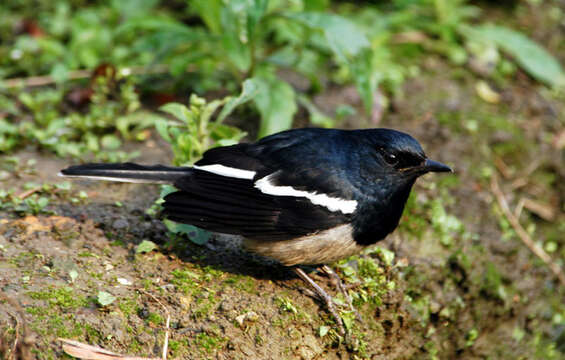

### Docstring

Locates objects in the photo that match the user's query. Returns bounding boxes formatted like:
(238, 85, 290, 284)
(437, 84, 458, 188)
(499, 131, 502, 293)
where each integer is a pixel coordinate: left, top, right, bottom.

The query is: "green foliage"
(461, 24, 565, 88)
(135, 240, 157, 254)
(1, 0, 562, 162)
(1, 73, 151, 160)
(121, 1, 377, 134)
(156, 84, 253, 165)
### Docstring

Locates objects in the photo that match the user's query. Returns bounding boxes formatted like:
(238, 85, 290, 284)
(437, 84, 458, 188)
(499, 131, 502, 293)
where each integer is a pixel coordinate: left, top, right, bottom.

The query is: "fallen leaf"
(475, 81, 500, 103)
(136, 240, 157, 254)
(97, 291, 116, 306)
(60, 338, 159, 360)
(521, 197, 556, 221)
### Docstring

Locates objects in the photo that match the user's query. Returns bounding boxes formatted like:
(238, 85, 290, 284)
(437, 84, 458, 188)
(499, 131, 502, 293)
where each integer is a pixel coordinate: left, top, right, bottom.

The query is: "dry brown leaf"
(59, 339, 160, 360)
(552, 129, 565, 150)
(521, 198, 556, 221)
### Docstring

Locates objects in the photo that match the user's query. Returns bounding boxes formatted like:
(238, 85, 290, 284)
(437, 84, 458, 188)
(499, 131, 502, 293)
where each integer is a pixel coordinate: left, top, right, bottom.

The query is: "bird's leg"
(293, 267, 346, 336)
(320, 265, 363, 321)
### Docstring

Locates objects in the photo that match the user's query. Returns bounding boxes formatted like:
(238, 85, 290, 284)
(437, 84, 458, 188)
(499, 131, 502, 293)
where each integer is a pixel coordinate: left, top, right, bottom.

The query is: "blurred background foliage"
(1, 0, 564, 162)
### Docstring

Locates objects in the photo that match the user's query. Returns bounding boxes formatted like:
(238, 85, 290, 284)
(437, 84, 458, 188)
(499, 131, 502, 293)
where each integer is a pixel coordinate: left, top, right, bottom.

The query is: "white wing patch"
(193, 164, 256, 180)
(254, 174, 357, 214)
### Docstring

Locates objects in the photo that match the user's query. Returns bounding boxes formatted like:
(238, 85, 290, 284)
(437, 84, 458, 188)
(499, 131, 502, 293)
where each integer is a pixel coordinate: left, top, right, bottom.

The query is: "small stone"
(117, 278, 132, 286)
(160, 283, 175, 292)
(112, 219, 129, 230)
(429, 300, 441, 314)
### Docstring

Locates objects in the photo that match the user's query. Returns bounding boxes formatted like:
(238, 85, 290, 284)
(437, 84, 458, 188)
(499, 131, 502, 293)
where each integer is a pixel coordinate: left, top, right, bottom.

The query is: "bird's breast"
(243, 224, 365, 266)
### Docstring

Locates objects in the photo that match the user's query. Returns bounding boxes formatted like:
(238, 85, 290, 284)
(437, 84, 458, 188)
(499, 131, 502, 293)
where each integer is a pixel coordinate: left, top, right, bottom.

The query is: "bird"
(60, 127, 452, 333)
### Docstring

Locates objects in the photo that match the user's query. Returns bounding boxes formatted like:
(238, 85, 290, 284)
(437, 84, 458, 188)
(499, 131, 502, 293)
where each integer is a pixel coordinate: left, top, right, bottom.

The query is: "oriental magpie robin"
(61, 127, 452, 332)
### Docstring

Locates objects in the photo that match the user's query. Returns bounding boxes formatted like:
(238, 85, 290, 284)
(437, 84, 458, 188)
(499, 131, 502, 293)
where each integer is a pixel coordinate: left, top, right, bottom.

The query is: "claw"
(321, 265, 363, 322)
(293, 267, 346, 336)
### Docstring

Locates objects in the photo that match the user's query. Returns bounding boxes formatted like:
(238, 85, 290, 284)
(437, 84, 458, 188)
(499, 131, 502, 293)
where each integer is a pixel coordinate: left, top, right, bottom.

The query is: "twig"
(490, 174, 565, 286)
(0, 292, 32, 360)
(16, 186, 42, 200)
(2, 65, 171, 89)
(11, 319, 19, 360)
(138, 289, 170, 360)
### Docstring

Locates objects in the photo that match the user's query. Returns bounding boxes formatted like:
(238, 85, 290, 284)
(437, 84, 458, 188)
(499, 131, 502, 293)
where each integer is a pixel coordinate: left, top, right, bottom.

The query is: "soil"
(1, 6, 565, 360)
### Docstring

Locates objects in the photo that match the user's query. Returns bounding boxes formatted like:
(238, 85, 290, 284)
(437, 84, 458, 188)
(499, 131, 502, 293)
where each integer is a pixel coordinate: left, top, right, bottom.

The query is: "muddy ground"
(1, 10, 565, 360)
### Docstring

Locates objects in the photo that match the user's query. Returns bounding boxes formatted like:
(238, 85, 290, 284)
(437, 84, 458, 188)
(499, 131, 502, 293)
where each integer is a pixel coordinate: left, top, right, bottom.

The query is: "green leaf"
(160, 103, 190, 123)
(97, 291, 116, 306)
(190, 0, 223, 34)
(296, 94, 334, 128)
(286, 12, 370, 61)
(69, 269, 78, 283)
(217, 78, 259, 123)
(155, 119, 172, 143)
(136, 240, 157, 254)
(211, 124, 246, 146)
(101, 134, 122, 150)
(285, 12, 375, 114)
(462, 24, 565, 87)
(252, 75, 297, 137)
(319, 325, 330, 337)
(164, 220, 210, 245)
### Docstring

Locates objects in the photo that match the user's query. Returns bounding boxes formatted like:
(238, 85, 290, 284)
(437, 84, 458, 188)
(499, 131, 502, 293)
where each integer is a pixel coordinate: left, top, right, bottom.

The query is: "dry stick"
(490, 175, 565, 287)
(138, 289, 170, 360)
(0, 293, 31, 360)
(2, 64, 172, 89)
(16, 186, 42, 200)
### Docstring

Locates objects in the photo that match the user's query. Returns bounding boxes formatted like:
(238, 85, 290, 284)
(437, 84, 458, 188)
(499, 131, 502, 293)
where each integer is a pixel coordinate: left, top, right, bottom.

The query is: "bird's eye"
(384, 153, 398, 166)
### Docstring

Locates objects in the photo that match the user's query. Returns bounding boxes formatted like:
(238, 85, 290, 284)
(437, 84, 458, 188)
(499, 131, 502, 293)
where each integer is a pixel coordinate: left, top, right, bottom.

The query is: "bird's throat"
(352, 180, 414, 246)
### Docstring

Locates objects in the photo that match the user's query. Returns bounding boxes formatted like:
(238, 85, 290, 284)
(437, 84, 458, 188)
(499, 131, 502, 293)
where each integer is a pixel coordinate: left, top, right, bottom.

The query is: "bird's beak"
(423, 159, 452, 173)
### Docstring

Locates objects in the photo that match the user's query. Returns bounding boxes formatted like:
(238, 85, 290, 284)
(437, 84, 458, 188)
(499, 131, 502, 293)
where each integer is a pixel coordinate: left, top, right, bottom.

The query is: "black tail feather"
(60, 162, 191, 184)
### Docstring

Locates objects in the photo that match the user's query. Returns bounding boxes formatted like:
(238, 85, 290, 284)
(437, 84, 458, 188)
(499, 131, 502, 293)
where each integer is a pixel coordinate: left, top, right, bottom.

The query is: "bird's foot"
(293, 267, 346, 336)
(320, 265, 363, 322)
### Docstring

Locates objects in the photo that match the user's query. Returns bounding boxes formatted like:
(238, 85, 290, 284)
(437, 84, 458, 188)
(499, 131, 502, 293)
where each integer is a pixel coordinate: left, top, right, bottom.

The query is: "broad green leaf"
(160, 103, 190, 123)
(155, 119, 172, 143)
(286, 12, 370, 61)
(285, 12, 375, 114)
(462, 24, 565, 87)
(252, 75, 297, 137)
(296, 94, 334, 128)
(211, 124, 246, 145)
(111, 0, 159, 19)
(101, 134, 121, 150)
(164, 220, 210, 245)
(217, 79, 259, 123)
(190, 0, 223, 34)
(319, 325, 330, 337)
(350, 48, 377, 115)
(97, 291, 116, 306)
(136, 239, 157, 254)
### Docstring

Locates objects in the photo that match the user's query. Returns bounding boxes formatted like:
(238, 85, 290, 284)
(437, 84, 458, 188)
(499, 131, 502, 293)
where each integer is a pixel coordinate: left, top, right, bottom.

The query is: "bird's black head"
(359, 128, 452, 182)
(350, 128, 452, 245)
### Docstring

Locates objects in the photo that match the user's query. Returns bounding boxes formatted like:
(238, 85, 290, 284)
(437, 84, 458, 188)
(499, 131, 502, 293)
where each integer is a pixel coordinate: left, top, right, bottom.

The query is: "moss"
(192, 290, 218, 319)
(170, 268, 200, 294)
(128, 338, 143, 354)
(118, 297, 138, 318)
(27, 286, 88, 310)
(147, 312, 163, 326)
(194, 332, 226, 354)
(224, 274, 257, 294)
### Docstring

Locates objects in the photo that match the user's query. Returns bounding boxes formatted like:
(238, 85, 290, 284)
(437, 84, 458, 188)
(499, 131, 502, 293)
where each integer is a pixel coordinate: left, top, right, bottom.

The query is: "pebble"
(112, 219, 129, 230)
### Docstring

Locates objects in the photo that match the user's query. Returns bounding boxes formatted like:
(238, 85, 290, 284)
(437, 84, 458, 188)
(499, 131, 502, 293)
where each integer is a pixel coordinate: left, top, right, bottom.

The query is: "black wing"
(163, 129, 361, 241)
(163, 169, 349, 241)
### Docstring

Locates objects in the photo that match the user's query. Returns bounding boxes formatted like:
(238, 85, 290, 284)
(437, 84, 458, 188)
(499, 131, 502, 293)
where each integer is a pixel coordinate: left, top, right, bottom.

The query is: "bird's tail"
(59, 162, 191, 184)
